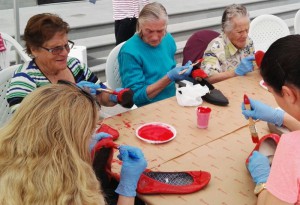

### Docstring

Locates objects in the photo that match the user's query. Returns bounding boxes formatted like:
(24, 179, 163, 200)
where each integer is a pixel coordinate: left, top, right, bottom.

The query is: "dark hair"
(261, 34, 300, 94)
(23, 13, 70, 56)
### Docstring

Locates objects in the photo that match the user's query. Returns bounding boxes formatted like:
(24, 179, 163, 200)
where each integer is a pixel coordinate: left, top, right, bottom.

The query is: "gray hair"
(137, 2, 168, 36)
(221, 4, 249, 33)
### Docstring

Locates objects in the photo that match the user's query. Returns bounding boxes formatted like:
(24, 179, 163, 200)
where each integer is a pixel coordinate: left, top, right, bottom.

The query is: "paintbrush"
(179, 58, 203, 75)
(244, 94, 259, 143)
(97, 88, 118, 95)
(97, 88, 134, 108)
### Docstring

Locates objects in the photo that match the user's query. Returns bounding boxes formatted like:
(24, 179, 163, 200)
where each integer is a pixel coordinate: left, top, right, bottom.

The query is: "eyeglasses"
(57, 80, 100, 108)
(40, 40, 74, 55)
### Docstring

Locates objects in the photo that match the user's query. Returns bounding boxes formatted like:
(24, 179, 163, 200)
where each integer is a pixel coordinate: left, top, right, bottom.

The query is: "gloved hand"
(115, 145, 147, 197)
(167, 60, 193, 81)
(241, 98, 284, 126)
(77, 81, 101, 95)
(89, 132, 112, 151)
(248, 151, 270, 184)
(235, 56, 255, 76)
(109, 88, 123, 103)
(109, 88, 134, 108)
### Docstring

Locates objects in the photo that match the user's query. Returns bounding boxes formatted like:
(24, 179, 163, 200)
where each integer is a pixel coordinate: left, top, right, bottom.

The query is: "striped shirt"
(6, 57, 104, 111)
(112, 0, 149, 20)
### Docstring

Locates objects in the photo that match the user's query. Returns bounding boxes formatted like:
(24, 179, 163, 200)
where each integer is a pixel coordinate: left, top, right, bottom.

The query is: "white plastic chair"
(294, 10, 300, 34)
(249, 14, 290, 52)
(105, 42, 125, 90)
(0, 65, 19, 127)
(0, 32, 31, 71)
(101, 42, 137, 118)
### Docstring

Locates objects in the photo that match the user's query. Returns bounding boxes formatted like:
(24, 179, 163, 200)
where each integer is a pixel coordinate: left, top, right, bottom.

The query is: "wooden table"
(102, 70, 278, 205)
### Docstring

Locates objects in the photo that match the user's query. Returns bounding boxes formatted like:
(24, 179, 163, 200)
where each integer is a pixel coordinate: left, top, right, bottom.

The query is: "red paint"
(255, 50, 265, 68)
(138, 124, 174, 141)
(197, 106, 211, 113)
(243, 94, 250, 105)
(123, 120, 131, 128)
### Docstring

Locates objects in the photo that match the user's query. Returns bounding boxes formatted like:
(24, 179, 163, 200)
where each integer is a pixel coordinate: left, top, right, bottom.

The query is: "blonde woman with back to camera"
(0, 83, 146, 205)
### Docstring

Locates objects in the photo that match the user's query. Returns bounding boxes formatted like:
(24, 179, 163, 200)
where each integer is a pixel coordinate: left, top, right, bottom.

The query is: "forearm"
(206, 70, 236, 84)
(146, 75, 172, 99)
(117, 195, 135, 205)
(282, 113, 300, 131)
(257, 190, 292, 205)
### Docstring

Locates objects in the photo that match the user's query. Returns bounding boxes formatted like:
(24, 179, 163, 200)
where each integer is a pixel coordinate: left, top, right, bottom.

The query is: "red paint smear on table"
(138, 124, 174, 141)
(123, 120, 131, 128)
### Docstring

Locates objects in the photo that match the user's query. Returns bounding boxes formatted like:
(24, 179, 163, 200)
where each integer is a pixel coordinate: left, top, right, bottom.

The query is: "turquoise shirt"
(118, 33, 177, 107)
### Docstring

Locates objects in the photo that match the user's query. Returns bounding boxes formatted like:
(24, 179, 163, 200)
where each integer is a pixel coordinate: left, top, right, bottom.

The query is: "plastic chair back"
(182, 30, 219, 65)
(0, 65, 18, 127)
(249, 14, 290, 52)
(0, 32, 31, 71)
(105, 42, 125, 90)
(294, 10, 300, 34)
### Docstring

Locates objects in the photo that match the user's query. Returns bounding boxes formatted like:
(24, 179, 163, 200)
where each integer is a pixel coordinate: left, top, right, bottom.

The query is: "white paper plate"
(259, 80, 268, 91)
(135, 122, 177, 144)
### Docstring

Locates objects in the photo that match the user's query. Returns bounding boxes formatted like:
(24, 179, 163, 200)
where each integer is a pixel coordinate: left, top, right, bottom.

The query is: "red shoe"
(245, 133, 280, 166)
(96, 123, 119, 140)
(137, 170, 211, 194)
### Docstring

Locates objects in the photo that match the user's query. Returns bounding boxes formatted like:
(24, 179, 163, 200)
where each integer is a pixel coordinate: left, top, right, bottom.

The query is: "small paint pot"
(196, 106, 211, 129)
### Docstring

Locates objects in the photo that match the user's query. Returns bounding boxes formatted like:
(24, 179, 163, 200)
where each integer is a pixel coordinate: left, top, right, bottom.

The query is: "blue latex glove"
(109, 88, 123, 103)
(167, 60, 193, 81)
(77, 81, 102, 95)
(115, 145, 147, 197)
(248, 151, 270, 184)
(241, 98, 284, 126)
(235, 56, 255, 76)
(89, 132, 112, 151)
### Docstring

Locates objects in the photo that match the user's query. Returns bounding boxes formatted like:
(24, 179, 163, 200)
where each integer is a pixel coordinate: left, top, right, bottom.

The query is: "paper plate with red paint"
(135, 122, 177, 144)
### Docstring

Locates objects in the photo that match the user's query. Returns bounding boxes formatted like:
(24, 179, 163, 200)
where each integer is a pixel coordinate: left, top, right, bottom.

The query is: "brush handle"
(97, 88, 118, 95)
(244, 94, 259, 143)
(179, 60, 202, 75)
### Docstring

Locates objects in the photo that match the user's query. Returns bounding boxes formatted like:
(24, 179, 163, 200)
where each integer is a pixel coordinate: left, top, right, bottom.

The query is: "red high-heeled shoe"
(245, 133, 280, 166)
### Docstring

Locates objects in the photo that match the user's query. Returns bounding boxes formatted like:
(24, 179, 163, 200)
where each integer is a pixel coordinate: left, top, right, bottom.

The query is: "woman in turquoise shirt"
(118, 2, 192, 107)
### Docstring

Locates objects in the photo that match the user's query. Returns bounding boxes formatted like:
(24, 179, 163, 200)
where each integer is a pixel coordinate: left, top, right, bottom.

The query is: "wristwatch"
(254, 183, 266, 196)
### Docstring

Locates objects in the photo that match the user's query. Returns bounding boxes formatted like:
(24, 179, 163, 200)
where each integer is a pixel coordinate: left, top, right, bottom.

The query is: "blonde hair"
(137, 2, 168, 36)
(0, 84, 106, 205)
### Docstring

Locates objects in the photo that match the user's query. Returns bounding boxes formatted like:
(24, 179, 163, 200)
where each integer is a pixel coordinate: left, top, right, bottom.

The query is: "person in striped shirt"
(6, 13, 121, 112)
(113, 0, 149, 45)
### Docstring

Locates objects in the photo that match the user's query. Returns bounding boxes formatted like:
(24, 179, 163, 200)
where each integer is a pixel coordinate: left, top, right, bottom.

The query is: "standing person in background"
(118, 2, 193, 107)
(200, 4, 255, 84)
(113, 0, 150, 45)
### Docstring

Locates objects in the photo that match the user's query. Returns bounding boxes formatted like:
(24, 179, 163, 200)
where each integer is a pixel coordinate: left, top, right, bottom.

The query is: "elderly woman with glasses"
(6, 13, 128, 112)
(200, 4, 255, 84)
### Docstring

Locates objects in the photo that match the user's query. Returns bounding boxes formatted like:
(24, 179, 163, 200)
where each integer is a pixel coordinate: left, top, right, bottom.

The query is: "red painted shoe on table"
(246, 133, 280, 166)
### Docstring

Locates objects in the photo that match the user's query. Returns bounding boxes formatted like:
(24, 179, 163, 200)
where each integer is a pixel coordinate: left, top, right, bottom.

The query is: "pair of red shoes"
(246, 133, 280, 166)
(92, 124, 211, 194)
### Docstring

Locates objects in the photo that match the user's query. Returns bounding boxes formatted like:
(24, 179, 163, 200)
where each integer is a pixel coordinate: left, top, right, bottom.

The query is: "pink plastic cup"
(196, 106, 211, 129)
